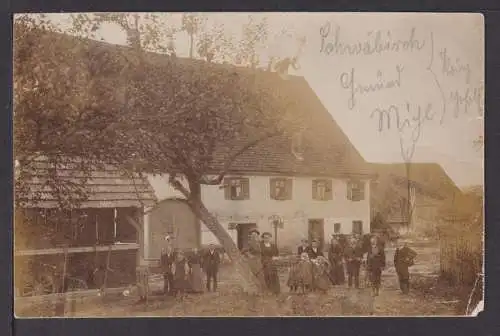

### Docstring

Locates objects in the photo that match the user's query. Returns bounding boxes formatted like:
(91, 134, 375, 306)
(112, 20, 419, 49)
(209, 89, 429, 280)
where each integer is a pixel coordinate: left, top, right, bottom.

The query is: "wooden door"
(308, 219, 325, 250)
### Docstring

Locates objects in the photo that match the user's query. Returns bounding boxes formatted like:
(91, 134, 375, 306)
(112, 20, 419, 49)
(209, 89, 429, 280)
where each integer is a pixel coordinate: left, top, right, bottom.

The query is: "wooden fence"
(438, 217, 483, 286)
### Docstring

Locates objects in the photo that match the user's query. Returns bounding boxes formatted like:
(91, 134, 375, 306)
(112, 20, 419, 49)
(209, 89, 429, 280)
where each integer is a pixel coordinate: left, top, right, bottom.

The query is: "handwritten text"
(320, 22, 426, 57)
(340, 65, 404, 110)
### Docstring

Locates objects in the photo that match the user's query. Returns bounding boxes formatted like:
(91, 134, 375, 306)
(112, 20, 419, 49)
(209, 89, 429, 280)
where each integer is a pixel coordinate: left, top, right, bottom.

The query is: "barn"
(14, 156, 156, 297)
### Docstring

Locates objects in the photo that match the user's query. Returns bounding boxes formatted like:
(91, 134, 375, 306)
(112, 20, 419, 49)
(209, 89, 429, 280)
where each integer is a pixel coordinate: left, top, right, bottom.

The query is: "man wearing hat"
(160, 235, 177, 296)
(306, 239, 324, 260)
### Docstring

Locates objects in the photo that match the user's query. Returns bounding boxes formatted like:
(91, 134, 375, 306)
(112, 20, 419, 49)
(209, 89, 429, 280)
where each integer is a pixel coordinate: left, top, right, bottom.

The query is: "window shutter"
(312, 180, 318, 200)
(286, 179, 293, 200)
(270, 178, 277, 199)
(224, 178, 231, 200)
(242, 178, 250, 199)
(346, 180, 352, 200)
(359, 181, 365, 201)
(325, 180, 333, 200)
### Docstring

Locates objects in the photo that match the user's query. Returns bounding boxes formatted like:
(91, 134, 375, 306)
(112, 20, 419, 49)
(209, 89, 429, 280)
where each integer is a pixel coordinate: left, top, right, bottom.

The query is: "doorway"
(236, 223, 257, 250)
(308, 219, 325, 250)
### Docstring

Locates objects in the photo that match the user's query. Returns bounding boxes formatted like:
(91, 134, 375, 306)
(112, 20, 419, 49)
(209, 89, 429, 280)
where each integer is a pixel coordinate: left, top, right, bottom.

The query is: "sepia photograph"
(13, 12, 484, 317)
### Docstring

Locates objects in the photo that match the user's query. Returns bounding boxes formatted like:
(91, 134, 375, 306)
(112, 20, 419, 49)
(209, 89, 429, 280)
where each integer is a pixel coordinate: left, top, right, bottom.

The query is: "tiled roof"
(371, 162, 461, 201)
(29, 29, 371, 179)
(207, 74, 371, 177)
(17, 156, 157, 208)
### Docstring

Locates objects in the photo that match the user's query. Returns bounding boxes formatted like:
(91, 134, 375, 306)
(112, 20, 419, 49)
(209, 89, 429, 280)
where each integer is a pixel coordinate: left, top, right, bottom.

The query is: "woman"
(173, 251, 190, 298)
(328, 235, 345, 285)
(242, 229, 266, 290)
(366, 236, 386, 296)
(312, 255, 331, 292)
(187, 247, 204, 293)
(260, 232, 281, 294)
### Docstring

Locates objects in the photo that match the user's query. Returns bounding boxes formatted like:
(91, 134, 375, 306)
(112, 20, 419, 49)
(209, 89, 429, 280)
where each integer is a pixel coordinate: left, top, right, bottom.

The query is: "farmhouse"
(17, 27, 375, 262)
(145, 71, 374, 258)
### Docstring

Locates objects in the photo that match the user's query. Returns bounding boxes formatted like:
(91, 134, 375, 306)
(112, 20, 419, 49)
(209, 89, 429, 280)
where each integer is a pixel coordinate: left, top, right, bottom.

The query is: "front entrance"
(236, 223, 257, 250)
(308, 219, 325, 250)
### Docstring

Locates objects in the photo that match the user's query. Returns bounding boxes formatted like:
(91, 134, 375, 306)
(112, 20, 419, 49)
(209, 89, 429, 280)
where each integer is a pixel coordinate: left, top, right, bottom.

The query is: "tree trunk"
(185, 193, 262, 293)
(405, 162, 412, 228)
(189, 34, 194, 58)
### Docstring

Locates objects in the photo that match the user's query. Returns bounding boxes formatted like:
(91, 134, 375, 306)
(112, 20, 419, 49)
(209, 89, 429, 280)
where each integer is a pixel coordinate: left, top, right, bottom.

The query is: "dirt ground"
(18, 240, 464, 317)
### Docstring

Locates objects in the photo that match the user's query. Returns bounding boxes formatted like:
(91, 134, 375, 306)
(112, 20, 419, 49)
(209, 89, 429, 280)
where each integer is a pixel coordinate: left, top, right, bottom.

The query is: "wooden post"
(101, 244, 113, 298)
(274, 222, 278, 247)
(54, 246, 69, 316)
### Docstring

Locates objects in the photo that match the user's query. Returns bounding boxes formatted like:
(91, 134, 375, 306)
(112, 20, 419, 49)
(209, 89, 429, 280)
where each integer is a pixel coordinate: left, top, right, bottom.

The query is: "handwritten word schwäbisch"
(320, 22, 426, 57)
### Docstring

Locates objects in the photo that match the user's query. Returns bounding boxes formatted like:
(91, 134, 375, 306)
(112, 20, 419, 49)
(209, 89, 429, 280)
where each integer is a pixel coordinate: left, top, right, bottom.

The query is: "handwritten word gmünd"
(320, 22, 426, 57)
(340, 65, 404, 110)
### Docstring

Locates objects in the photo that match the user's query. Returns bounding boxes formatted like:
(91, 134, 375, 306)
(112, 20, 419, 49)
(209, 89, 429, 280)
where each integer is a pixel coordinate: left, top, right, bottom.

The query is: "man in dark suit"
(394, 242, 417, 294)
(297, 239, 309, 256)
(344, 235, 364, 289)
(160, 235, 176, 296)
(203, 244, 221, 292)
(306, 239, 324, 260)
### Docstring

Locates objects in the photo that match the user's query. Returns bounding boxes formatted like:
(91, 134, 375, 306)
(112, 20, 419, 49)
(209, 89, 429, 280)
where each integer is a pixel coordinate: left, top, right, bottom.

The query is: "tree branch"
(200, 131, 281, 185)
(168, 173, 191, 198)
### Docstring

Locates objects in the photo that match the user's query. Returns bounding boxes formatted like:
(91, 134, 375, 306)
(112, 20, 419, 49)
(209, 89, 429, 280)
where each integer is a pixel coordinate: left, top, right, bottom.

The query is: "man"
(344, 235, 364, 289)
(394, 241, 417, 294)
(306, 239, 324, 260)
(203, 243, 221, 292)
(160, 235, 176, 296)
(366, 236, 386, 296)
(297, 239, 309, 256)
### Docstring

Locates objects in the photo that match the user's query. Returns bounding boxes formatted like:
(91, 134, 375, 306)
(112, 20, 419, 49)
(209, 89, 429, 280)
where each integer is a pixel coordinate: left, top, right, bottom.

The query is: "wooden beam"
(14, 243, 139, 256)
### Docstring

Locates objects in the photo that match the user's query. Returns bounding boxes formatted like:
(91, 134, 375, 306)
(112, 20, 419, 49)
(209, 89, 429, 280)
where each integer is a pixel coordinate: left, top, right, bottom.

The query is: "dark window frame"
(224, 177, 250, 200)
(352, 220, 363, 235)
(270, 177, 293, 200)
(312, 179, 333, 201)
(347, 179, 366, 202)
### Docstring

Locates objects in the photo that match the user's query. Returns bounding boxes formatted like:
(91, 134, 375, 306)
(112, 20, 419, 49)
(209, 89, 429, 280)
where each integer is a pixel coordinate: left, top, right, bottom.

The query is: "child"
(296, 252, 314, 293)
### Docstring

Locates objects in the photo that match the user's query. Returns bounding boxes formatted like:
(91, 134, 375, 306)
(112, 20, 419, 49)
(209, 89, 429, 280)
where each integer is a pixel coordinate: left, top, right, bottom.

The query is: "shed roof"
(16, 155, 157, 209)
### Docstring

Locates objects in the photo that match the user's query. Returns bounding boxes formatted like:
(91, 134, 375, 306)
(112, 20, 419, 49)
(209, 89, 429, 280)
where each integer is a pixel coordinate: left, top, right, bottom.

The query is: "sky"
(32, 13, 484, 187)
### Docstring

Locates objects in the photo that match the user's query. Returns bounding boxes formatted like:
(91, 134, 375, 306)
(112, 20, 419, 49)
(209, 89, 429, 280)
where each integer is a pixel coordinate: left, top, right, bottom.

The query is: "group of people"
(160, 235, 221, 298)
(288, 234, 418, 297)
(156, 230, 418, 300)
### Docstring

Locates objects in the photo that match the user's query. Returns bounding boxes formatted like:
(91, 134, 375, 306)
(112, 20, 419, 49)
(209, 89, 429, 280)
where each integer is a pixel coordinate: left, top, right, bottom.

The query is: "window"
(334, 223, 341, 234)
(224, 177, 250, 200)
(313, 179, 333, 200)
(352, 220, 363, 235)
(270, 178, 293, 200)
(347, 180, 365, 201)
